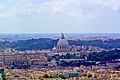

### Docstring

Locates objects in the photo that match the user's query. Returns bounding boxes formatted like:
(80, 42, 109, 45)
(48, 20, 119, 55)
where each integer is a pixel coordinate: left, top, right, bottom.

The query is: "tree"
(66, 53, 73, 59)
(42, 74, 49, 78)
(53, 74, 59, 78)
(87, 49, 120, 62)
(94, 75, 99, 78)
(73, 53, 76, 59)
(87, 73, 92, 78)
(49, 74, 60, 78)
(1, 72, 6, 80)
(59, 75, 67, 79)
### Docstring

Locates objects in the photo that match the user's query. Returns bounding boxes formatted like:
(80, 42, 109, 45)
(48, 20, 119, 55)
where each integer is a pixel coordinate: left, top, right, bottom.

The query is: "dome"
(56, 39, 70, 52)
(57, 39, 69, 46)
(52, 33, 70, 52)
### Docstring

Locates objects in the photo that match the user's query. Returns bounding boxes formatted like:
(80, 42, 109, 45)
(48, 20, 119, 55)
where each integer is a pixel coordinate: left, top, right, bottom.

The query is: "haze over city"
(0, 0, 120, 33)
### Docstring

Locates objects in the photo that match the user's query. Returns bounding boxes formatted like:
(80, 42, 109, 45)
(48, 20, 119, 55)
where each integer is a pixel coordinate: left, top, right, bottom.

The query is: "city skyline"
(0, 0, 120, 33)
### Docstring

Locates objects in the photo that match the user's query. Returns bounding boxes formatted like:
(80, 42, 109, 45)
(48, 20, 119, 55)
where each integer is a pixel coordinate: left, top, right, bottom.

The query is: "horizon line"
(0, 32, 120, 34)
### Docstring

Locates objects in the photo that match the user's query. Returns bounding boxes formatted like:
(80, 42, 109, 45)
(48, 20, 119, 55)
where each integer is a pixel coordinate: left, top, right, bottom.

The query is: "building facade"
(0, 51, 48, 69)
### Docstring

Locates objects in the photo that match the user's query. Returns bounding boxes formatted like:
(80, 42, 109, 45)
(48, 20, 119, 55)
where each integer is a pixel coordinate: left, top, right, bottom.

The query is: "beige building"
(0, 51, 48, 69)
(0, 54, 15, 66)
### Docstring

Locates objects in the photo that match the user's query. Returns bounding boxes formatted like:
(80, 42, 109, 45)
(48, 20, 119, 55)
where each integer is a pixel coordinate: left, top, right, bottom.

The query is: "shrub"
(87, 73, 92, 78)
(42, 74, 49, 78)
(59, 75, 67, 79)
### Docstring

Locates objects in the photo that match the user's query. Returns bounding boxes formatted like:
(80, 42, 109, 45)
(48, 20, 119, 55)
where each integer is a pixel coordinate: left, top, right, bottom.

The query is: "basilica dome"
(57, 39, 69, 46)
(53, 33, 70, 52)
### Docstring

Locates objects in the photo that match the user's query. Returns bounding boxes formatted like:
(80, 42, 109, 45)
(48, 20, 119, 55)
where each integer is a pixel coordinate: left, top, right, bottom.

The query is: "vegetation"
(0, 38, 120, 51)
(59, 75, 67, 79)
(87, 49, 120, 62)
(48, 53, 78, 61)
(87, 73, 92, 78)
(0, 38, 58, 51)
(48, 49, 120, 67)
(69, 39, 120, 49)
(42, 74, 67, 79)
(1, 72, 6, 80)
(42, 74, 49, 78)
(87, 73, 99, 78)
(49, 74, 59, 78)
(94, 75, 99, 78)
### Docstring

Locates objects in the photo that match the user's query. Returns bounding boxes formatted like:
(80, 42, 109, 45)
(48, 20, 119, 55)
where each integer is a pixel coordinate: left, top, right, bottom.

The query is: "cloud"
(0, 0, 120, 18)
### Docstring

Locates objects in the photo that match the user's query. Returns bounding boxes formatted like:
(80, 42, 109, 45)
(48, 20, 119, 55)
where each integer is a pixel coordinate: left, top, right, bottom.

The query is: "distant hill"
(0, 38, 120, 51)
(0, 33, 120, 40)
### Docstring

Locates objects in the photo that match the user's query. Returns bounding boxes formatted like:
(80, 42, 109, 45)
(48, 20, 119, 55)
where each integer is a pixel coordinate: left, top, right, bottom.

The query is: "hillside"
(0, 38, 120, 51)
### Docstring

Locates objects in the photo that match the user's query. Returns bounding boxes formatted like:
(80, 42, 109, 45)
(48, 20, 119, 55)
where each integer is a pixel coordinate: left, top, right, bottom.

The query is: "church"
(52, 33, 70, 52)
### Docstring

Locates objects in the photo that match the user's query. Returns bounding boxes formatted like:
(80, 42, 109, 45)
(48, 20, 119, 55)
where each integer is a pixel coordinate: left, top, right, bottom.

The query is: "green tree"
(94, 75, 99, 78)
(59, 75, 67, 79)
(87, 73, 92, 78)
(49, 74, 60, 78)
(42, 74, 49, 78)
(1, 72, 6, 80)
(53, 74, 59, 78)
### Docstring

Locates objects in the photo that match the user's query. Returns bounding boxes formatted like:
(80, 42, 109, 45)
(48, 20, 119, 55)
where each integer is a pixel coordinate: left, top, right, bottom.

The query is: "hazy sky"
(0, 0, 120, 33)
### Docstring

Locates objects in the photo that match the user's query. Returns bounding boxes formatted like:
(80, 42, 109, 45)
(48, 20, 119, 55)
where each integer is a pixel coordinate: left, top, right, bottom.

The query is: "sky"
(0, 0, 120, 33)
